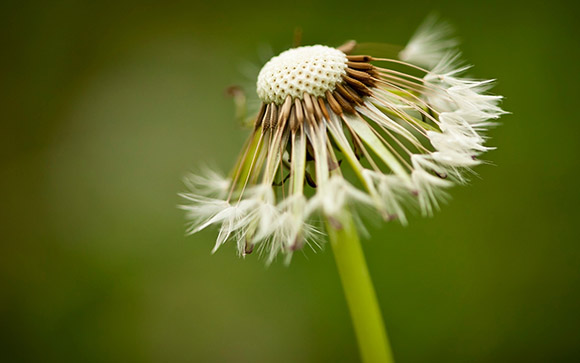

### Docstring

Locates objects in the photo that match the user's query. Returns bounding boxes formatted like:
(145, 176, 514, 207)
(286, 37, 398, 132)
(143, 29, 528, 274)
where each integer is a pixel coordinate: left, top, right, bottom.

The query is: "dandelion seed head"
(182, 17, 506, 262)
(256, 45, 347, 104)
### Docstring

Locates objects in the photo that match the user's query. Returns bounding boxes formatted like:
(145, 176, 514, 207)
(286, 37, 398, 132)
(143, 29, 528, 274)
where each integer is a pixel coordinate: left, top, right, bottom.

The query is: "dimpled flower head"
(181, 17, 506, 263)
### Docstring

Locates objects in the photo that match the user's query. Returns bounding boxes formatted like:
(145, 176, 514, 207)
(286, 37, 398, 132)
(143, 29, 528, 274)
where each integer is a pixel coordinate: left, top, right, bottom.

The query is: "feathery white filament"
(399, 15, 458, 69)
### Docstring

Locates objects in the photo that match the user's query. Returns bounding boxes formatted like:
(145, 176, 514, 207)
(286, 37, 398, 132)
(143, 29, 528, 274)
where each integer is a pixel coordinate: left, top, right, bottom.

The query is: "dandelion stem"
(327, 212, 394, 363)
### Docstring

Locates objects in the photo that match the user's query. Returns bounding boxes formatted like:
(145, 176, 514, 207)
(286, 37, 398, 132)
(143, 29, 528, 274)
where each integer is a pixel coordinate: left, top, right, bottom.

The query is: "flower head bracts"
(181, 17, 505, 261)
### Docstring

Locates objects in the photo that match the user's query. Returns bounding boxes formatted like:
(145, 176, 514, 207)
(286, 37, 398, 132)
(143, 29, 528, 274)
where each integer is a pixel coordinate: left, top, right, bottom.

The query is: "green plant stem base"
(327, 213, 394, 363)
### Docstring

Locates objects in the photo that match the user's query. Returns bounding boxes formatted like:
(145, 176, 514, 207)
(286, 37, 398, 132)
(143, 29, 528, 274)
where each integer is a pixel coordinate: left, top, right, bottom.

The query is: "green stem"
(326, 212, 394, 363)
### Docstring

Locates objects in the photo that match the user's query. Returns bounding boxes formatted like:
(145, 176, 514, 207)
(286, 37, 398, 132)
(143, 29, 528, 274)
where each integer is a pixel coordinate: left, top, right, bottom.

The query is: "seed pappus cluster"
(181, 17, 506, 263)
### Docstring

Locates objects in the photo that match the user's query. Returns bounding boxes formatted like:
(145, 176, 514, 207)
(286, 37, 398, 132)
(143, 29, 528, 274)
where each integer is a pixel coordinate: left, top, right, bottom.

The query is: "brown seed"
(367, 69, 380, 78)
(262, 104, 272, 131)
(343, 76, 372, 96)
(312, 95, 323, 122)
(318, 97, 330, 120)
(278, 95, 292, 126)
(333, 90, 356, 114)
(346, 61, 374, 71)
(325, 90, 343, 115)
(302, 93, 317, 125)
(254, 103, 266, 130)
(346, 67, 373, 83)
(336, 83, 363, 105)
(289, 104, 299, 132)
(344, 84, 366, 104)
(346, 55, 372, 62)
(303, 92, 314, 115)
(294, 98, 305, 126)
(269, 103, 278, 129)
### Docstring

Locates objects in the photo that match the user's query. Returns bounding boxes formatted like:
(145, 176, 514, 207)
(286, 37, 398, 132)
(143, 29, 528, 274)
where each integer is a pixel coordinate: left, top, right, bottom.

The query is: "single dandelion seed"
(180, 16, 505, 363)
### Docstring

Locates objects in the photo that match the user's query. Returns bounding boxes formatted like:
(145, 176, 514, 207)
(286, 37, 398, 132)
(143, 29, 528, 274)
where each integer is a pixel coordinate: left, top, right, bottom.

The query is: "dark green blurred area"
(1, 0, 579, 362)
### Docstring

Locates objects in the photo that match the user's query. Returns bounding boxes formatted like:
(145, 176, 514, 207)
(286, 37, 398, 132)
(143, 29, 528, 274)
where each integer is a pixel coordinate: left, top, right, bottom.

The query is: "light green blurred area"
(1, 1, 579, 362)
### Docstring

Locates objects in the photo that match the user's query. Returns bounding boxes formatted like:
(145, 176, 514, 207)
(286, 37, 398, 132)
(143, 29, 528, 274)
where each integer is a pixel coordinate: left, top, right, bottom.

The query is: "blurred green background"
(1, 0, 579, 362)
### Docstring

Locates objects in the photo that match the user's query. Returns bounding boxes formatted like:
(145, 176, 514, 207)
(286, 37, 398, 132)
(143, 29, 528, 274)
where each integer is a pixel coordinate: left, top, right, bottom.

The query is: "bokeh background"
(2, 0, 579, 362)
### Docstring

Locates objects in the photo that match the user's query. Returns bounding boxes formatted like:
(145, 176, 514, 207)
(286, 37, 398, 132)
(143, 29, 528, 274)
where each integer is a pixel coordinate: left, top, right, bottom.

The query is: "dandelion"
(181, 16, 505, 363)
(182, 19, 504, 260)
